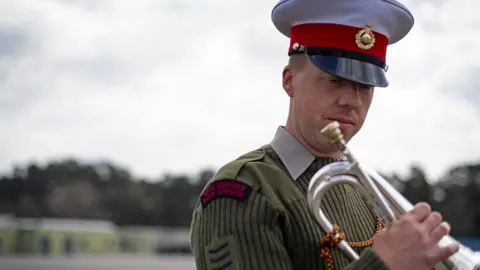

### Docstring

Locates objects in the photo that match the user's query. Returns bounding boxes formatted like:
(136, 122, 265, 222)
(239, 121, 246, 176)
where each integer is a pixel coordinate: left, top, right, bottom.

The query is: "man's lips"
(326, 117, 355, 126)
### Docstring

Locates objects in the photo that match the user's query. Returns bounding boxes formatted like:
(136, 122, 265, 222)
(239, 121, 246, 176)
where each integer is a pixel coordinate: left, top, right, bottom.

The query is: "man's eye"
(359, 84, 373, 91)
(328, 78, 341, 83)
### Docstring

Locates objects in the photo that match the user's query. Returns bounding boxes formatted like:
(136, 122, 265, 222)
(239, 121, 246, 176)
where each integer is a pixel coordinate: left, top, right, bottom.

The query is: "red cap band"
(289, 23, 389, 62)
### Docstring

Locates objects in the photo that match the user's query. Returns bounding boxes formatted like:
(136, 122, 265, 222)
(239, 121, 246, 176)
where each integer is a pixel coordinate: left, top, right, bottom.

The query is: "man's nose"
(338, 84, 362, 107)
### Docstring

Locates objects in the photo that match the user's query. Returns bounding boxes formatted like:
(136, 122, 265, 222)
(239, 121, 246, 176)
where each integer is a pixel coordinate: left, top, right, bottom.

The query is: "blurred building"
(118, 226, 161, 253)
(0, 214, 118, 256)
(0, 214, 17, 255)
(0, 214, 191, 257)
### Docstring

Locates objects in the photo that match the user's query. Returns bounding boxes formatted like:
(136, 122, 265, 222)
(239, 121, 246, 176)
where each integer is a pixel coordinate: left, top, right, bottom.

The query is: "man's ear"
(282, 66, 294, 98)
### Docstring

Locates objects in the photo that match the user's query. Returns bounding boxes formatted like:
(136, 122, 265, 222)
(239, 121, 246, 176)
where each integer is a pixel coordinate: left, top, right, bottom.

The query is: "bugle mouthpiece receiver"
(321, 121, 345, 149)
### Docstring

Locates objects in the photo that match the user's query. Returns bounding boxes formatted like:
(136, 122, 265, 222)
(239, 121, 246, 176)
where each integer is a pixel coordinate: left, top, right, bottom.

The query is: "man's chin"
(338, 128, 356, 144)
(337, 122, 355, 134)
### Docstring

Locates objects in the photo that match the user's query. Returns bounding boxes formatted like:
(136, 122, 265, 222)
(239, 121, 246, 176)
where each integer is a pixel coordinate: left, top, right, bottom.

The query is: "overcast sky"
(0, 0, 479, 181)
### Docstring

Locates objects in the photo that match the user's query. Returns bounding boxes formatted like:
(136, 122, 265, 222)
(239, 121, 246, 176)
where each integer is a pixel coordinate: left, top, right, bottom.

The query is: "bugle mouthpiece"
(321, 121, 344, 144)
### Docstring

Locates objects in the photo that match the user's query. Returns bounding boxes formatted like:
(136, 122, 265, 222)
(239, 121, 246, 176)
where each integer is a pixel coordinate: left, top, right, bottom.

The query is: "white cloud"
(0, 0, 479, 181)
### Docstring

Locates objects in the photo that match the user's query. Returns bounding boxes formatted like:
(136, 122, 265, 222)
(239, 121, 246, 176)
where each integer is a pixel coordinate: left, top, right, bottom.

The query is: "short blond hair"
(288, 54, 307, 71)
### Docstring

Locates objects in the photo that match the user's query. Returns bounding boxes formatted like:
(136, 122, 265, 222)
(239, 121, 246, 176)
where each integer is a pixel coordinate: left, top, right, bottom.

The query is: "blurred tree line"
(0, 158, 479, 237)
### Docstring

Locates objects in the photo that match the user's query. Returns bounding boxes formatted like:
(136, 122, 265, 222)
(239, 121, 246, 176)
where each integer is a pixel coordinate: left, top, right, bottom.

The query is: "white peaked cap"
(270, 0, 415, 87)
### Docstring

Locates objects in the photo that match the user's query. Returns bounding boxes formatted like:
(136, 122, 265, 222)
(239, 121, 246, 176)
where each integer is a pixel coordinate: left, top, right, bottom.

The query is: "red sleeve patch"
(201, 180, 253, 208)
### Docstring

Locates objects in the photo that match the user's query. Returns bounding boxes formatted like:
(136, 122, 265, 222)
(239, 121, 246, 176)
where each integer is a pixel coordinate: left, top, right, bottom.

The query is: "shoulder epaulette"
(195, 148, 267, 209)
(213, 148, 266, 182)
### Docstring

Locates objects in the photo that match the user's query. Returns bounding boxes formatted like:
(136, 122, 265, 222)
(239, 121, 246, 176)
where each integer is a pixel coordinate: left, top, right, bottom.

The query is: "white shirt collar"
(269, 126, 315, 180)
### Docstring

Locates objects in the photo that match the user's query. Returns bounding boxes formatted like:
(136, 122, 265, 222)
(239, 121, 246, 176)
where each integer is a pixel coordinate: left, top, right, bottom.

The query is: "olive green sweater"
(190, 145, 388, 270)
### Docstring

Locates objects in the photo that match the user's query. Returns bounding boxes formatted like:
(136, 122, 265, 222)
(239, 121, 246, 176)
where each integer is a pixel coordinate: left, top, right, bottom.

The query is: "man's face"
(283, 57, 374, 154)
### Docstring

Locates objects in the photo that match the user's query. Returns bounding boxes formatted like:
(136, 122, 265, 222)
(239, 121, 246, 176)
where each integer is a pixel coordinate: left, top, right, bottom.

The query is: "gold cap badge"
(355, 24, 376, 50)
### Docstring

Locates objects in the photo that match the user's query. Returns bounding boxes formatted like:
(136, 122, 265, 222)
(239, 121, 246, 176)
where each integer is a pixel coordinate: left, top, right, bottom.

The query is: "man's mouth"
(326, 117, 355, 126)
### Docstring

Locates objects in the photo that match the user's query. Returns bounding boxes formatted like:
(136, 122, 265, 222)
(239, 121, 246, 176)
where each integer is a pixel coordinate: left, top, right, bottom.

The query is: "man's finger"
(428, 222, 450, 246)
(408, 202, 431, 223)
(426, 243, 460, 266)
(422, 212, 443, 233)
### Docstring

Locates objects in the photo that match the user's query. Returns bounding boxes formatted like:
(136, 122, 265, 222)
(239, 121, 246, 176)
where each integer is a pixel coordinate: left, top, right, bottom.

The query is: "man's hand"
(372, 202, 460, 270)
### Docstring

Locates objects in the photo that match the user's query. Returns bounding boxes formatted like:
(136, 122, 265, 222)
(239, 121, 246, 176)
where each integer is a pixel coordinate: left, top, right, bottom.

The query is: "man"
(190, 0, 461, 269)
